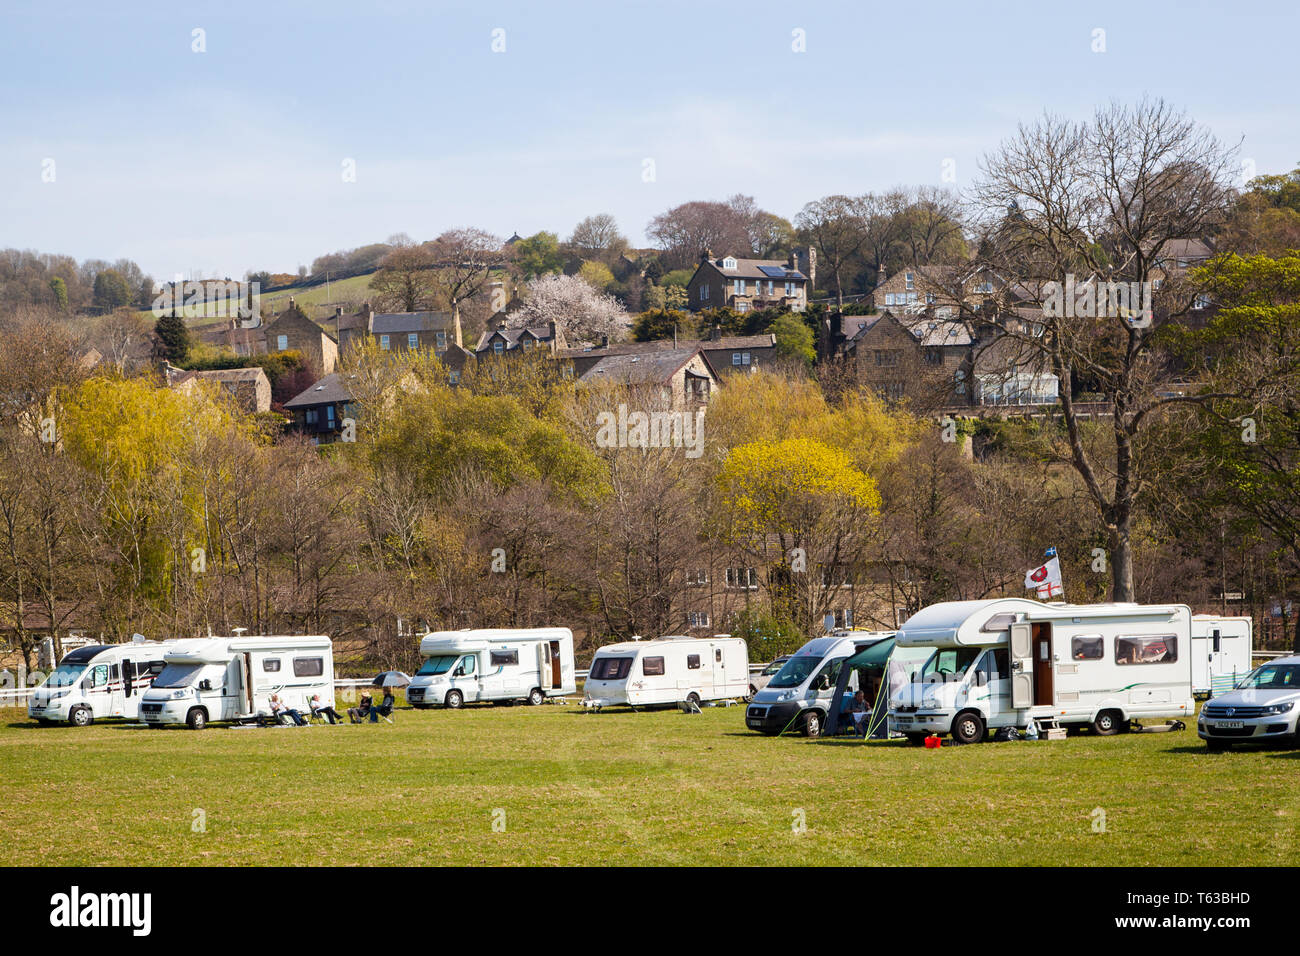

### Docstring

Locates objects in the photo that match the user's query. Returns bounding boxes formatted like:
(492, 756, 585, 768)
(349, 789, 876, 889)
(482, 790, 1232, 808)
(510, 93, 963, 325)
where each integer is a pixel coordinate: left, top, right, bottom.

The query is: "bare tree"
(426, 228, 509, 331)
(796, 195, 872, 307)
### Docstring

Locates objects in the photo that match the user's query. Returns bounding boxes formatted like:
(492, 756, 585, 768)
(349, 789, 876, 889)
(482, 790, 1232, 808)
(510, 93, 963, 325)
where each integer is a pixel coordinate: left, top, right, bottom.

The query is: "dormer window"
(905, 272, 915, 290)
(722, 257, 738, 270)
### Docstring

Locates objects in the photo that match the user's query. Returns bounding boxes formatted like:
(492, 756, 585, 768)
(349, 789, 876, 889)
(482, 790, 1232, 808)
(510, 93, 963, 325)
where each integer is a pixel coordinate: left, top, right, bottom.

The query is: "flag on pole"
(1025, 555, 1064, 599)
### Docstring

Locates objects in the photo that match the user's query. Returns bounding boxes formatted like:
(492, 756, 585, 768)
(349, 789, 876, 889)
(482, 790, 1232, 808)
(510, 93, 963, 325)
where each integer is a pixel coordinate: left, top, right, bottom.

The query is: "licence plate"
(1215, 720, 1244, 729)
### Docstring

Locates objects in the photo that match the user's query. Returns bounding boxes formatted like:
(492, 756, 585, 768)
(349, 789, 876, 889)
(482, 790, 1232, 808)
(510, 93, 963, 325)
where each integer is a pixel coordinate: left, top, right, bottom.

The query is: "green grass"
(138, 273, 377, 332)
(2, 702, 1296, 866)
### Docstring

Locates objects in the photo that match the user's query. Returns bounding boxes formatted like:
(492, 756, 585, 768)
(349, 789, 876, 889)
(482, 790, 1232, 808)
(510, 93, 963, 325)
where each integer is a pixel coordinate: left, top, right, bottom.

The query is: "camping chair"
(373, 695, 395, 724)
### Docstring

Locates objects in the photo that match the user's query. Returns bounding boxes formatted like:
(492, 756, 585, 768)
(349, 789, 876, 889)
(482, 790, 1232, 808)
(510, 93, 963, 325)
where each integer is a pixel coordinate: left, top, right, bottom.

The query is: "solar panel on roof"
(758, 265, 788, 278)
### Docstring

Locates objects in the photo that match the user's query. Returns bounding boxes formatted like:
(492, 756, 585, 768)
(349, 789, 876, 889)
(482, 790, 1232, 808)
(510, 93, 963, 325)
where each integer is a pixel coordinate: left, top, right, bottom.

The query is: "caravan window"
(293, 657, 324, 678)
(687, 654, 701, 670)
(590, 657, 632, 680)
(262, 658, 281, 672)
(981, 613, 1017, 632)
(490, 650, 519, 667)
(1115, 635, 1177, 665)
(1071, 636, 1104, 660)
(642, 657, 666, 676)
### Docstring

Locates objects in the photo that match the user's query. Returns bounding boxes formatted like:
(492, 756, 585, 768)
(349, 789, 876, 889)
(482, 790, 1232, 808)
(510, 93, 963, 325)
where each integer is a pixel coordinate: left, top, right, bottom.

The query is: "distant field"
(3, 700, 1296, 866)
(139, 273, 376, 333)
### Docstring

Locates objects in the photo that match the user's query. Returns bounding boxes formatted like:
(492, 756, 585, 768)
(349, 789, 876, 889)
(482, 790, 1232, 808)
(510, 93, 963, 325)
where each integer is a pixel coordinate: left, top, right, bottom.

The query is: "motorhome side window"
(981, 612, 1017, 632)
(262, 658, 281, 672)
(590, 657, 631, 680)
(973, 649, 1008, 681)
(293, 657, 325, 677)
(490, 649, 518, 667)
(1115, 635, 1177, 665)
(687, 654, 701, 669)
(89, 664, 108, 688)
(1071, 636, 1104, 660)
(643, 656, 666, 676)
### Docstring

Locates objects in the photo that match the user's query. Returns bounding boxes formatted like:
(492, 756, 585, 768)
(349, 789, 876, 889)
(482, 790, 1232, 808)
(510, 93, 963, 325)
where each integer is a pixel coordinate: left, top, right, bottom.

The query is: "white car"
(1198, 656, 1300, 751)
(749, 656, 791, 698)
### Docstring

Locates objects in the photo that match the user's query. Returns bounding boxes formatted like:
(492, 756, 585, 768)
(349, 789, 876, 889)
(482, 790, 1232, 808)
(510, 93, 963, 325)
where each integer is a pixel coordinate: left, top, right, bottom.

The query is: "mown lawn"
(2, 702, 1296, 866)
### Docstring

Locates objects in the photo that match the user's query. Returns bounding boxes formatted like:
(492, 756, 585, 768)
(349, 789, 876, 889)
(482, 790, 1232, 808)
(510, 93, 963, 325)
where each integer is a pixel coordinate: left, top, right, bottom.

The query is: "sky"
(1, 0, 1296, 281)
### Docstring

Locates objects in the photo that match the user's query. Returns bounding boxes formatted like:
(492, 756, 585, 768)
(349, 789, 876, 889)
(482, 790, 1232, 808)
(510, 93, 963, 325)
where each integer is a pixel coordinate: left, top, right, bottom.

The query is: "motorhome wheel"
(68, 706, 92, 728)
(527, 688, 545, 706)
(951, 711, 985, 744)
(445, 690, 464, 709)
(1092, 710, 1121, 736)
(186, 708, 207, 730)
(802, 710, 822, 738)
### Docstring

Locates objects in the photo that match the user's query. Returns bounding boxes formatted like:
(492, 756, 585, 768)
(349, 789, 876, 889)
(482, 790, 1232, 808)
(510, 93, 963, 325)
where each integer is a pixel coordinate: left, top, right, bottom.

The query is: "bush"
(729, 608, 805, 662)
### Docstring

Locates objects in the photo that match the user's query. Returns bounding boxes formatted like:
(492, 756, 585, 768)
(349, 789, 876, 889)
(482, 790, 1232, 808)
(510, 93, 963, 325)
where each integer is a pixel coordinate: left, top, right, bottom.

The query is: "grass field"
(2, 701, 1297, 867)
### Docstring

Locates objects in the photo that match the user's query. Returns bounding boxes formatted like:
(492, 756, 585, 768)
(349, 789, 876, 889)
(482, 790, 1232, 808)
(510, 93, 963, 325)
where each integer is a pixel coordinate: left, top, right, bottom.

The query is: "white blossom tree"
(511, 273, 629, 345)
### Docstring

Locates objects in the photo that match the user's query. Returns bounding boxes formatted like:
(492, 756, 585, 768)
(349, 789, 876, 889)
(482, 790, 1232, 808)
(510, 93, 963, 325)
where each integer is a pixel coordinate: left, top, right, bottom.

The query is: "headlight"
(776, 690, 795, 702)
(1262, 702, 1295, 716)
(170, 690, 187, 700)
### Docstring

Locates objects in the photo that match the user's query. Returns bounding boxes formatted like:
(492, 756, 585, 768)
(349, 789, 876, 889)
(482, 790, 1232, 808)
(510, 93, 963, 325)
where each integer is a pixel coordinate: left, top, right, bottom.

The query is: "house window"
(924, 350, 942, 366)
(449, 370, 460, 385)
(926, 293, 935, 305)
(722, 257, 737, 269)
(725, 567, 758, 589)
(686, 612, 710, 629)
(494, 340, 504, 354)
(731, 352, 751, 366)
(881, 382, 906, 400)
(436, 331, 447, 350)
(905, 272, 915, 290)
(687, 569, 709, 585)
(700, 283, 709, 301)
(642, 656, 666, 677)
(733, 279, 745, 295)
(765, 280, 774, 295)
(976, 281, 994, 293)
(874, 350, 899, 367)
(379, 335, 390, 350)
(276, 334, 288, 351)
(906, 292, 918, 304)
(408, 333, 419, 349)
(785, 281, 796, 297)
(884, 293, 896, 306)
(305, 409, 318, 424)
(1193, 294, 1211, 310)
(326, 405, 336, 424)
(736, 302, 749, 313)
(834, 609, 853, 629)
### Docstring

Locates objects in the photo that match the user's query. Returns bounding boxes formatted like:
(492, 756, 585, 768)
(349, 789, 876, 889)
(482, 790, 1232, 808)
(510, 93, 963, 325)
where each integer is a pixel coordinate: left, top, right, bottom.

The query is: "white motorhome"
(406, 628, 575, 708)
(890, 599, 1195, 744)
(140, 635, 334, 729)
(584, 636, 749, 709)
(745, 632, 896, 737)
(1191, 615, 1253, 698)
(27, 641, 174, 727)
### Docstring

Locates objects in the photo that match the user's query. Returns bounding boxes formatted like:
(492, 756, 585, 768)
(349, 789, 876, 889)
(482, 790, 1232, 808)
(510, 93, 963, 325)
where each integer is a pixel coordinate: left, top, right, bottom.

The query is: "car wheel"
(951, 711, 985, 745)
(747, 684, 757, 701)
(68, 706, 92, 728)
(1092, 710, 1122, 736)
(445, 690, 464, 710)
(185, 708, 207, 730)
(527, 688, 545, 706)
(802, 710, 823, 738)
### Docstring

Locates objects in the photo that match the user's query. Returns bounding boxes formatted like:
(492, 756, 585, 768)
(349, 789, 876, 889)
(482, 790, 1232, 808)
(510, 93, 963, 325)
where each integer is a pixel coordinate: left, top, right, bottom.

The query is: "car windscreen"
(1236, 663, 1300, 690)
(767, 655, 823, 689)
(43, 662, 88, 688)
(920, 647, 983, 682)
(153, 663, 204, 689)
(417, 655, 458, 676)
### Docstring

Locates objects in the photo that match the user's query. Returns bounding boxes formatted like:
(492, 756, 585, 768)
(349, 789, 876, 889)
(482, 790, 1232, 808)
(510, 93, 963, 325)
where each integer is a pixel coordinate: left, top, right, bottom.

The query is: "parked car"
(750, 656, 791, 698)
(1198, 656, 1300, 751)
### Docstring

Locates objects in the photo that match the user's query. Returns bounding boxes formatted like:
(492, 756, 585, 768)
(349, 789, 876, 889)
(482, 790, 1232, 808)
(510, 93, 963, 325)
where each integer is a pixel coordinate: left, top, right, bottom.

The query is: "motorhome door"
(1010, 622, 1033, 708)
(549, 641, 562, 688)
(240, 653, 254, 715)
(537, 644, 553, 691)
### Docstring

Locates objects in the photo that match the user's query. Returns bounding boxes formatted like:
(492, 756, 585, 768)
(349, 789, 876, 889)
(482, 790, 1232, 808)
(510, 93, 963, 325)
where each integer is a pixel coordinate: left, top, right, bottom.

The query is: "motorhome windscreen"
(417, 655, 458, 677)
(154, 663, 205, 688)
(920, 647, 982, 682)
(590, 657, 632, 680)
(1235, 663, 1300, 690)
(768, 655, 822, 689)
(44, 662, 87, 687)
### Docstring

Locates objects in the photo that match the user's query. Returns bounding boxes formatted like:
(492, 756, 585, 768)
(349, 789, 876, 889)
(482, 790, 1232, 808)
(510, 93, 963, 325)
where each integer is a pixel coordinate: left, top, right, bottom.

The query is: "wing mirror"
(199, 679, 212, 691)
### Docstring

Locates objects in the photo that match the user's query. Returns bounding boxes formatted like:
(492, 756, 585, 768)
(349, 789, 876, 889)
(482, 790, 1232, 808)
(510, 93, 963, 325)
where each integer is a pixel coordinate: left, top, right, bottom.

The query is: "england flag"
(1025, 555, 1064, 599)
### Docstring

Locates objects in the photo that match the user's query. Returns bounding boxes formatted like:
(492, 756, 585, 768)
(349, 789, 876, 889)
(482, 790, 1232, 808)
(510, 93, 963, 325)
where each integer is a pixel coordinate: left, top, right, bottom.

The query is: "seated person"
(269, 693, 306, 727)
(849, 690, 871, 737)
(309, 694, 343, 724)
(347, 692, 372, 724)
(369, 690, 396, 722)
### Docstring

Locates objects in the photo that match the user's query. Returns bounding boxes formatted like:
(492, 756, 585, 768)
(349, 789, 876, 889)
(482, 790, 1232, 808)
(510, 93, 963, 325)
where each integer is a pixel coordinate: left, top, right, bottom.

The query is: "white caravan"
(584, 636, 749, 709)
(745, 632, 896, 737)
(140, 635, 334, 729)
(890, 599, 1195, 743)
(406, 628, 576, 709)
(1191, 615, 1253, 698)
(27, 641, 175, 727)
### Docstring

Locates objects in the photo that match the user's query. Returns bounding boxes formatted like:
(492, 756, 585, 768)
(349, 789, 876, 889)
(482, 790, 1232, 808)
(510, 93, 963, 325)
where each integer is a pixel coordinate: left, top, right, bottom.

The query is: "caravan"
(745, 632, 896, 737)
(140, 635, 334, 729)
(1191, 615, 1253, 698)
(583, 636, 749, 709)
(406, 628, 576, 708)
(27, 641, 174, 727)
(889, 599, 1195, 743)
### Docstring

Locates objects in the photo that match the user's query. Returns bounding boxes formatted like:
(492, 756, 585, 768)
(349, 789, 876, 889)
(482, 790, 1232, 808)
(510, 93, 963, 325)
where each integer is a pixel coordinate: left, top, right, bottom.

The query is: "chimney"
(876, 263, 887, 288)
(600, 334, 609, 349)
(361, 302, 373, 332)
(788, 251, 797, 270)
(709, 323, 722, 342)
(498, 319, 507, 331)
(700, 248, 713, 264)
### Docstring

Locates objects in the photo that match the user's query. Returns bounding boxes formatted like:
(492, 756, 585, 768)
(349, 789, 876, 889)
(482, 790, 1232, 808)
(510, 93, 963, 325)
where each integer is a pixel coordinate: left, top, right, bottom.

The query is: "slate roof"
(702, 257, 807, 281)
(575, 348, 715, 386)
(369, 311, 455, 334)
(283, 373, 352, 409)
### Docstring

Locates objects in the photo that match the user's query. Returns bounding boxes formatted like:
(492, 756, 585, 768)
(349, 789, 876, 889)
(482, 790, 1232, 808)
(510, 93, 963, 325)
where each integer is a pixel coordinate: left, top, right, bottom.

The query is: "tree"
(153, 313, 192, 364)
(967, 97, 1238, 600)
(92, 269, 132, 310)
(632, 308, 697, 342)
(511, 273, 629, 345)
(426, 228, 510, 332)
(771, 313, 816, 367)
(48, 277, 67, 311)
(577, 260, 615, 292)
(95, 308, 152, 372)
(369, 241, 437, 312)
(796, 195, 870, 306)
(510, 231, 564, 279)
(647, 200, 754, 270)
(567, 214, 628, 263)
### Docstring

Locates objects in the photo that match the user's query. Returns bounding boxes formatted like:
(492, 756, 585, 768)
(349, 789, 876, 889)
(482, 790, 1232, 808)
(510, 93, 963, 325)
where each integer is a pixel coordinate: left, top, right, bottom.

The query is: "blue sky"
(1, 0, 1296, 281)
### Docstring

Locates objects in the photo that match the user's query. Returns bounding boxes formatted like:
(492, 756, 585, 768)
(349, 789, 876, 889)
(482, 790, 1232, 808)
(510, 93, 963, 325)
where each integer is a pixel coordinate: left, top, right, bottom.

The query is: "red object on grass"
(924, 735, 941, 749)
